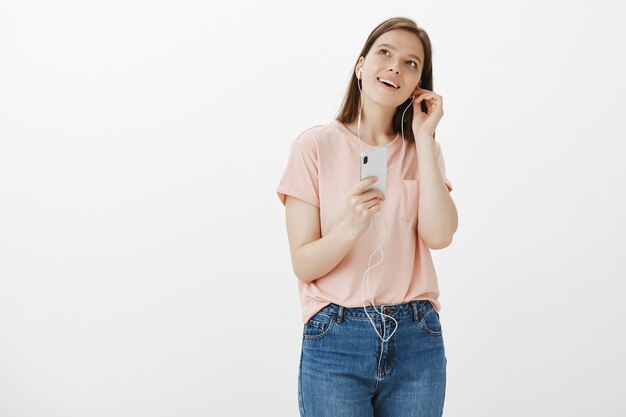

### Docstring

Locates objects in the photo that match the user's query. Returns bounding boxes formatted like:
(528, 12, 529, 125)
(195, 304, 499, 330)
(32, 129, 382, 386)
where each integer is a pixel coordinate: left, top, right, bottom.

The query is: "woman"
(276, 16, 457, 417)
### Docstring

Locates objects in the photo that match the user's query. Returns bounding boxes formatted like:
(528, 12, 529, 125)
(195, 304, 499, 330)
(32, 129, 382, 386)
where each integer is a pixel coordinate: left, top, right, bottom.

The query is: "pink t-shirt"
(277, 120, 453, 323)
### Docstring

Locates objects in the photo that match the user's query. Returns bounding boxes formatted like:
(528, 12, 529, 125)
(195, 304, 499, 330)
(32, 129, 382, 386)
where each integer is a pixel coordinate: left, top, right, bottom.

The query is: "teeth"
(378, 78, 399, 89)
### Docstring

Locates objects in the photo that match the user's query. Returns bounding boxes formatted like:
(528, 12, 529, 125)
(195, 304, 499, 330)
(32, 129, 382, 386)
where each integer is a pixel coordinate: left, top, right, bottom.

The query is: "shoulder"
(293, 120, 343, 149)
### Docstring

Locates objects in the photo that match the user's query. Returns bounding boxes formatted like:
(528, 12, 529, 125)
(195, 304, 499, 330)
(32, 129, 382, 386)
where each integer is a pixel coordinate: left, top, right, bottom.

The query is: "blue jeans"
(298, 300, 447, 417)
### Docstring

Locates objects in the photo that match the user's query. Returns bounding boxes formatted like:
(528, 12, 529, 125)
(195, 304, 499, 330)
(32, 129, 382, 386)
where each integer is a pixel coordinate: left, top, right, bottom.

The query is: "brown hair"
(335, 17, 435, 142)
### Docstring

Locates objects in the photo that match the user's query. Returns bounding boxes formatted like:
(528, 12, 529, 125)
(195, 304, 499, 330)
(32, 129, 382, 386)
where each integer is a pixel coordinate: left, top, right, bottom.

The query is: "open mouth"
(377, 77, 400, 90)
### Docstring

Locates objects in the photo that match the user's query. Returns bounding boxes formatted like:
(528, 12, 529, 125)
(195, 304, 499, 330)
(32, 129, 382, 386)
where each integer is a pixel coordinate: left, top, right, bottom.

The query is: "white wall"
(1, 0, 625, 416)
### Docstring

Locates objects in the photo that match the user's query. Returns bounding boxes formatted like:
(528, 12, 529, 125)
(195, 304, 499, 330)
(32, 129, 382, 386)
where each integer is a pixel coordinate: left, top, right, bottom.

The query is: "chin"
(367, 94, 402, 108)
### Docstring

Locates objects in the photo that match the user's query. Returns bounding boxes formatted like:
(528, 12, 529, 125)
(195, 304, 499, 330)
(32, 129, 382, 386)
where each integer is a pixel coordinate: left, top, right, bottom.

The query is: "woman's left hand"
(411, 87, 443, 139)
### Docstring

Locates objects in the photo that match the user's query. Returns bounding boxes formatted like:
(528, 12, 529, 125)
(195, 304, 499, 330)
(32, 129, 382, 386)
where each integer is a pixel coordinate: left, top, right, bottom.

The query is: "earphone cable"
(356, 75, 415, 341)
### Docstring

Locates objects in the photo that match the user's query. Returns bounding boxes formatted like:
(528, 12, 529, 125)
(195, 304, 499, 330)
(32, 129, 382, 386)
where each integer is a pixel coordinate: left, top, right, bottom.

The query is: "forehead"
(371, 29, 424, 60)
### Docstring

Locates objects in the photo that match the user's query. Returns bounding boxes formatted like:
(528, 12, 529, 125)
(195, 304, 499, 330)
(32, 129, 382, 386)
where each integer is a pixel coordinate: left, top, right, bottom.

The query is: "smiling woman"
(337, 23, 434, 144)
(276, 16, 455, 417)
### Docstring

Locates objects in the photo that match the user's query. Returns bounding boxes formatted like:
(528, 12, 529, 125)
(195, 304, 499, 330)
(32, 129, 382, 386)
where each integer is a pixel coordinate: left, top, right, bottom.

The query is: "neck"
(348, 96, 397, 146)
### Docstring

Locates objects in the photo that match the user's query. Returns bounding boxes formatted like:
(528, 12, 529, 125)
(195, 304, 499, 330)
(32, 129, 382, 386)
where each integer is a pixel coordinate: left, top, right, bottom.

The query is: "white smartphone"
(359, 146, 388, 193)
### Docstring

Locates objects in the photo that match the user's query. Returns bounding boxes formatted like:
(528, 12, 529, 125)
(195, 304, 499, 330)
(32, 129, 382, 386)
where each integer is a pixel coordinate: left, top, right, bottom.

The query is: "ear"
(355, 57, 364, 78)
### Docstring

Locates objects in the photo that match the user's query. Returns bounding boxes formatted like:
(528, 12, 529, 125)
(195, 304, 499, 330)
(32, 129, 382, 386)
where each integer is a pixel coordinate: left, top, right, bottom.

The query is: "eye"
(407, 61, 418, 68)
(378, 48, 390, 56)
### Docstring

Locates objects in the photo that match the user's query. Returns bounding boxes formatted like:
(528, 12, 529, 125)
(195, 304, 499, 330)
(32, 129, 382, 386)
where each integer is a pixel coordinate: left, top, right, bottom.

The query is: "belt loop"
(411, 301, 420, 324)
(336, 305, 344, 323)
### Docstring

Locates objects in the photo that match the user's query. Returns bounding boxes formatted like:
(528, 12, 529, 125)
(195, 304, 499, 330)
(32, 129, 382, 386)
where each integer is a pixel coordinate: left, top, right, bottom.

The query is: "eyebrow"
(375, 43, 422, 65)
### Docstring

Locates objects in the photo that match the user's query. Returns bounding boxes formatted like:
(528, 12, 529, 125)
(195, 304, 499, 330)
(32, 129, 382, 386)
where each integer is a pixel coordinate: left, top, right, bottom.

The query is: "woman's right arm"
(284, 195, 360, 284)
(283, 176, 383, 284)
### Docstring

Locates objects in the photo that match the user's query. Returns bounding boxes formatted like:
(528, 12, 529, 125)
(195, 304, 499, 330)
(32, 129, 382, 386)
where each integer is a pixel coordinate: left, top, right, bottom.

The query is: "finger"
(363, 189, 385, 201)
(413, 98, 426, 113)
(363, 197, 383, 207)
(364, 199, 382, 211)
(413, 94, 428, 104)
(353, 176, 377, 195)
(414, 93, 438, 104)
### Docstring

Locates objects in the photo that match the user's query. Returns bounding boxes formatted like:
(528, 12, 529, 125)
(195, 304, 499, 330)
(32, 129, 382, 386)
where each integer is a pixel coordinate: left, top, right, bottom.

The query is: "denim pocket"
(400, 179, 419, 224)
(420, 308, 443, 337)
(303, 313, 336, 340)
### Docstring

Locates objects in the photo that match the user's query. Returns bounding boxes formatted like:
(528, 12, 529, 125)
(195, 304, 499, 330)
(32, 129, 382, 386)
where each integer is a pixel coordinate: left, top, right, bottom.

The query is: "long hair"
(335, 17, 435, 142)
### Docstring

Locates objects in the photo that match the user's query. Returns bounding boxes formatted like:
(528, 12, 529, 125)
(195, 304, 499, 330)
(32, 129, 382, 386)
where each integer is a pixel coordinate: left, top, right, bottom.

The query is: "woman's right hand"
(342, 176, 386, 237)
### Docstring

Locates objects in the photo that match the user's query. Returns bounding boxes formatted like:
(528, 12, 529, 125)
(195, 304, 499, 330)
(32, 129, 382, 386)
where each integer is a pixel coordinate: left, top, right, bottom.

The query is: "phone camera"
(363, 156, 368, 164)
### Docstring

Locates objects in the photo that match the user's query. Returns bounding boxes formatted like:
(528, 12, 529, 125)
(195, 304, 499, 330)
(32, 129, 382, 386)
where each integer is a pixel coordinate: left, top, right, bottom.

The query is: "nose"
(387, 56, 403, 74)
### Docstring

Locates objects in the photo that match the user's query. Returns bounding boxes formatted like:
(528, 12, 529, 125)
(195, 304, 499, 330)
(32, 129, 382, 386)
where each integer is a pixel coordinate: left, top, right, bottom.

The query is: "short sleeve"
(276, 133, 320, 208)
(436, 141, 453, 193)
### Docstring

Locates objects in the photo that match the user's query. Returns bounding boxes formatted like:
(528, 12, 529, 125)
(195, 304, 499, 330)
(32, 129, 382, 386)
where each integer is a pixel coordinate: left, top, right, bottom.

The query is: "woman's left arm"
(411, 88, 458, 249)
(415, 135, 458, 249)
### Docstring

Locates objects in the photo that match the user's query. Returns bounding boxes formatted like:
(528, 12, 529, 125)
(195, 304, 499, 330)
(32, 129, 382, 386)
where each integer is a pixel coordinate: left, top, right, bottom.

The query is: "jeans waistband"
(317, 300, 436, 324)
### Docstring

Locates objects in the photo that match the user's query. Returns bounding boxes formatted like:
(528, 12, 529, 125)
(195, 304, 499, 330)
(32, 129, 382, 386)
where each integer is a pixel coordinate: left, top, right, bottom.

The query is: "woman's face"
(357, 29, 425, 107)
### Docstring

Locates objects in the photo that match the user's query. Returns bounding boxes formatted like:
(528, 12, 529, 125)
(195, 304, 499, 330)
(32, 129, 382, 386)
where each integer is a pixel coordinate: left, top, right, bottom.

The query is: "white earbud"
(357, 68, 363, 79)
